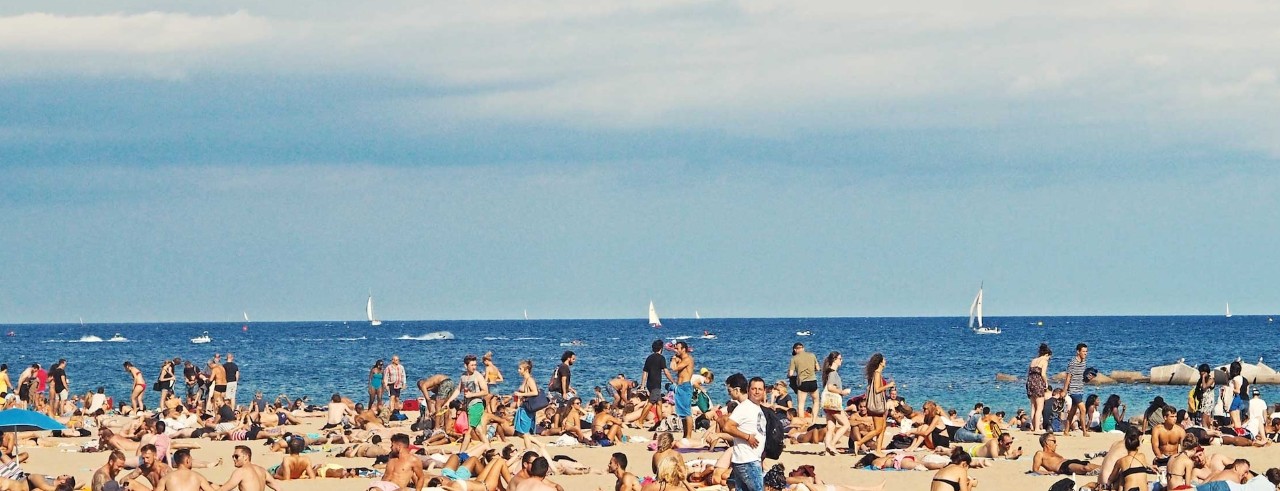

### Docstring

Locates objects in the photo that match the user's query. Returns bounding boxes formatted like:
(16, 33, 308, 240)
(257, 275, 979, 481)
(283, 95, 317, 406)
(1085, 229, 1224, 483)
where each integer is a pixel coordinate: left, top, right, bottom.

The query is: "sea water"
(2, 316, 1275, 413)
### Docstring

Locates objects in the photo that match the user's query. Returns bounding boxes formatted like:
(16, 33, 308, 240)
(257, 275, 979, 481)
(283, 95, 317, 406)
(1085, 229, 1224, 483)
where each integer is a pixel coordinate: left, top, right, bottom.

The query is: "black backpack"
(762, 407, 786, 460)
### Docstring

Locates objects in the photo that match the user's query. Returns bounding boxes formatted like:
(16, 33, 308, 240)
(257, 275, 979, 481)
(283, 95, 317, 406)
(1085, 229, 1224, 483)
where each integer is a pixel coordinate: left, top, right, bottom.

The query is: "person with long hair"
(1195, 363, 1216, 428)
(1026, 343, 1051, 434)
(1105, 427, 1153, 491)
(1228, 360, 1248, 430)
(1099, 394, 1128, 433)
(820, 352, 850, 455)
(367, 359, 384, 410)
(854, 353, 893, 453)
(930, 448, 975, 491)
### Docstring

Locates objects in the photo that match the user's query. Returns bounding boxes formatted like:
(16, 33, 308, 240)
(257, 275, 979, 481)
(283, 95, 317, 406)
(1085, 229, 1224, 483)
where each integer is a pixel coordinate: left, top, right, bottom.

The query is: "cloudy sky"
(2, 1, 1278, 322)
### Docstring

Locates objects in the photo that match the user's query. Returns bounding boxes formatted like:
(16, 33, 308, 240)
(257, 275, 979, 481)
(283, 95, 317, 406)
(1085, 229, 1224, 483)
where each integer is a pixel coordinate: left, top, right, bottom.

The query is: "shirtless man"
(324, 394, 355, 429)
(973, 432, 1023, 459)
(608, 375, 634, 406)
(124, 361, 146, 411)
(215, 446, 275, 491)
(417, 374, 457, 428)
(154, 449, 214, 491)
(514, 457, 557, 491)
(669, 341, 695, 439)
(1203, 459, 1251, 487)
(0, 474, 77, 491)
(91, 451, 127, 491)
(1150, 405, 1185, 467)
(121, 444, 171, 490)
(206, 361, 227, 413)
(370, 433, 424, 491)
(607, 452, 639, 491)
(1031, 433, 1099, 475)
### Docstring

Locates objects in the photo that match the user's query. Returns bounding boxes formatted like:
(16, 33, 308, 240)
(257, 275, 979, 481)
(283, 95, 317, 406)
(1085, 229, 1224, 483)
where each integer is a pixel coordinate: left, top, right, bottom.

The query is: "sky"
(2, 2, 1279, 322)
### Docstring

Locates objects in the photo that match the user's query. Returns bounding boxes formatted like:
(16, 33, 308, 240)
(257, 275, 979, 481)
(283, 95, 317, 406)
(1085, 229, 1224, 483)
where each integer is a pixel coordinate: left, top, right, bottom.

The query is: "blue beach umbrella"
(0, 409, 67, 432)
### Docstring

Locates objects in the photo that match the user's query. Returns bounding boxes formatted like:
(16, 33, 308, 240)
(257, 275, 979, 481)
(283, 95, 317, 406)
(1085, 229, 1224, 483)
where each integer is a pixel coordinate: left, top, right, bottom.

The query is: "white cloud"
(0, 10, 270, 53)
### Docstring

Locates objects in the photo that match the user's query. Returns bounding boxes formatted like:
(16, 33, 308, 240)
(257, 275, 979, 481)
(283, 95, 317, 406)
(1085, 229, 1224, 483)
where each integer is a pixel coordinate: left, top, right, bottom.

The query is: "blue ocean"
(2, 316, 1275, 413)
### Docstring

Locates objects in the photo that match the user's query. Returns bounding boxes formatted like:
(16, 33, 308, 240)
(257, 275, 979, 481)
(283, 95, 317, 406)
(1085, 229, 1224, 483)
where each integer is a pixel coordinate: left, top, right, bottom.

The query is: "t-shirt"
(35, 369, 48, 391)
(223, 362, 239, 383)
(549, 363, 571, 394)
(1247, 397, 1267, 437)
(774, 393, 792, 410)
(1066, 358, 1086, 395)
(825, 371, 843, 392)
(643, 353, 667, 390)
(184, 365, 198, 382)
(218, 404, 236, 423)
(49, 367, 66, 393)
(789, 352, 818, 383)
(729, 398, 765, 464)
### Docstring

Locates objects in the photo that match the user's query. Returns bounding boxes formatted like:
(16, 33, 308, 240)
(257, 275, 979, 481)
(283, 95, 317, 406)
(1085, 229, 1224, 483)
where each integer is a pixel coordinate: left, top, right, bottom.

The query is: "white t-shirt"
(729, 399, 765, 464)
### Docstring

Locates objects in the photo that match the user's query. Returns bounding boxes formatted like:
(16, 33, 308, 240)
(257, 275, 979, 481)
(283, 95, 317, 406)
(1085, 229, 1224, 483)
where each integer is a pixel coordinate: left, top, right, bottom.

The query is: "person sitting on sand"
(1031, 432, 1099, 475)
(324, 394, 355, 430)
(119, 444, 170, 490)
(591, 401, 624, 445)
(929, 448, 975, 491)
(641, 456, 693, 491)
(1106, 426, 1156, 491)
(271, 436, 314, 480)
(971, 431, 1023, 460)
(607, 452, 640, 491)
(514, 457, 559, 491)
(369, 433, 424, 491)
(1151, 404, 1185, 467)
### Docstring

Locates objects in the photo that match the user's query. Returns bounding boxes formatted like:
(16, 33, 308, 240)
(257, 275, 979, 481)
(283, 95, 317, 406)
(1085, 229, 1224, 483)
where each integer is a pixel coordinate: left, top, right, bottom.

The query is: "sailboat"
(1225, 302, 1232, 318)
(969, 283, 1001, 334)
(367, 292, 382, 326)
(648, 301, 662, 328)
(243, 311, 250, 323)
(695, 310, 701, 320)
(523, 309, 529, 321)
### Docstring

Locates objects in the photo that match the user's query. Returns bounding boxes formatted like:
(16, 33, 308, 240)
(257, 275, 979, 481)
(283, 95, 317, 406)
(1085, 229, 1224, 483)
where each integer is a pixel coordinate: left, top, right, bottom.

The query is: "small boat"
(560, 340, 587, 347)
(699, 330, 716, 340)
(191, 331, 212, 344)
(367, 292, 382, 326)
(969, 283, 1001, 335)
(108, 333, 128, 342)
(796, 330, 812, 336)
(648, 301, 662, 328)
(5, 331, 14, 337)
(396, 331, 456, 341)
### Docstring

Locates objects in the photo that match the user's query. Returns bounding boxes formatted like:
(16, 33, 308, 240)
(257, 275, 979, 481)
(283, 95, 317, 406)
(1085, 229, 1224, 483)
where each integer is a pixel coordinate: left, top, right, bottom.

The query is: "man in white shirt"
(720, 373, 766, 491)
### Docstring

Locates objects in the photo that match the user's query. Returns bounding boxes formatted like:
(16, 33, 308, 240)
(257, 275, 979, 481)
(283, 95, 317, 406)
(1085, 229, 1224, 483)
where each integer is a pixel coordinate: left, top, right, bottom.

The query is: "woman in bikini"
(123, 361, 146, 411)
(368, 360, 385, 411)
(929, 449, 975, 491)
(156, 360, 176, 400)
(1026, 343, 1051, 435)
(855, 451, 921, 471)
(1106, 428, 1154, 491)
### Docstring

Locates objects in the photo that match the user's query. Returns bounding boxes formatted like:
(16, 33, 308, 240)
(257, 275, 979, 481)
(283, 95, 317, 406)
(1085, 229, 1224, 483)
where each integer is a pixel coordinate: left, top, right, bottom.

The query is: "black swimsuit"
(1057, 459, 1089, 475)
(932, 478, 961, 491)
(1116, 459, 1155, 491)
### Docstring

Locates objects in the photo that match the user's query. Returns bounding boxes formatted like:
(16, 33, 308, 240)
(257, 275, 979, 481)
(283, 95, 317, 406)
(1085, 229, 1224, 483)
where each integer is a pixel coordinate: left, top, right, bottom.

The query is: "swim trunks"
(435, 379, 456, 399)
(389, 387, 401, 397)
(214, 385, 227, 392)
(467, 400, 484, 428)
(369, 480, 400, 491)
(675, 382, 693, 418)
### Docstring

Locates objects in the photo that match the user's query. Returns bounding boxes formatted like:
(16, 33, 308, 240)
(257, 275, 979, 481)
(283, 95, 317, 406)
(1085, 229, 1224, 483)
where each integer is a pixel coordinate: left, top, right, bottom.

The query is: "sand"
(15, 418, 1280, 491)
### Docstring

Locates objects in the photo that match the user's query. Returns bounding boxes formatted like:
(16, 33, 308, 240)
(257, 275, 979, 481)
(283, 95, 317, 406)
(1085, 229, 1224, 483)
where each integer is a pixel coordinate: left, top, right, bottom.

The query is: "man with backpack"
(720, 374, 766, 491)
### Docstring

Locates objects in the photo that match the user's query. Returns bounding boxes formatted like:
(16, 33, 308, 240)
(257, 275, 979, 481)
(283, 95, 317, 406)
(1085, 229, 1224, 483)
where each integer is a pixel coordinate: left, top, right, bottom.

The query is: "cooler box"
(402, 398, 421, 412)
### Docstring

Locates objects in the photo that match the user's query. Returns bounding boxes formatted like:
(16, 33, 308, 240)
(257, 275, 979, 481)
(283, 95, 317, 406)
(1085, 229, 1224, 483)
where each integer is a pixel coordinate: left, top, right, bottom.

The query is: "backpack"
(762, 407, 787, 460)
(1048, 478, 1075, 491)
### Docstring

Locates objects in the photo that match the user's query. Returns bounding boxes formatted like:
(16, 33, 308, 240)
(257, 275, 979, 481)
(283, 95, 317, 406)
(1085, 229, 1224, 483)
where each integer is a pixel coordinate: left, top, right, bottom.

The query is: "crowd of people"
(2, 340, 1280, 490)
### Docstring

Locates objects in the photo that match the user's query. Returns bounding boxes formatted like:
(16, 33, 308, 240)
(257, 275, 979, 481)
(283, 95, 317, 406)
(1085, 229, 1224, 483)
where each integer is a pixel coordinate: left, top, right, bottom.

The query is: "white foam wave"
(299, 336, 367, 342)
(397, 331, 455, 341)
(513, 337, 546, 341)
(483, 336, 510, 340)
(71, 335, 104, 343)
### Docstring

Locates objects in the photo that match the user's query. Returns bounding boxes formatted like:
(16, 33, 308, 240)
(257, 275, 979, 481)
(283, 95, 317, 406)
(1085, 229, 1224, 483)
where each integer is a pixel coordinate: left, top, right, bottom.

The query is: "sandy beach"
(13, 413, 1280, 491)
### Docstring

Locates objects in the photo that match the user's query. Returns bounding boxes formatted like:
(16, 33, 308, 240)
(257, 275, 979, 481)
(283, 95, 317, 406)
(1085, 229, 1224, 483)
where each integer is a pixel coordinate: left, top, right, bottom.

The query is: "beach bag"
(866, 384, 887, 415)
(1048, 478, 1075, 491)
(821, 391, 843, 411)
(522, 392, 550, 414)
(762, 407, 787, 460)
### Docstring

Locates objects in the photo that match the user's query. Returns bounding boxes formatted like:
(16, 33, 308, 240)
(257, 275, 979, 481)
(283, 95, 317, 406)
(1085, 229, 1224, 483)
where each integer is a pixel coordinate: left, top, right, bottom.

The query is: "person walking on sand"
(1061, 343, 1089, 437)
(1027, 343, 1051, 434)
(670, 341, 695, 439)
(788, 343, 820, 418)
(549, 351, 576, 403)
(384, 355, 407, 414)
(124, 361, 146, 411)
(820, 352, 850, 456)
(855, 353, 894, 453)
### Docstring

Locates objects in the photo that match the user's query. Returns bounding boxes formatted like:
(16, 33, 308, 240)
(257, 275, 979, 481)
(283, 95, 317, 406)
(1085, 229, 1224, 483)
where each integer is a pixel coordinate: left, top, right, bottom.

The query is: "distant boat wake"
(299, 336, 368, 342)
(397, 331, 455, 341)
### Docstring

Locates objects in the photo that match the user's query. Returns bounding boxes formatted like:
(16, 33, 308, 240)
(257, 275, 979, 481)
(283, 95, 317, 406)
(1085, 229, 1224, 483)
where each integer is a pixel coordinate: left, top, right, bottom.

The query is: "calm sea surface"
(3, 316, 1276, 412)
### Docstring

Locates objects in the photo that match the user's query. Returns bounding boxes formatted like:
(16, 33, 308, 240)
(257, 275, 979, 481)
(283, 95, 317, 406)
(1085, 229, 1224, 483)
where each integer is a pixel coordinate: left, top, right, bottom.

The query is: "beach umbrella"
(0, 409, 67, 432)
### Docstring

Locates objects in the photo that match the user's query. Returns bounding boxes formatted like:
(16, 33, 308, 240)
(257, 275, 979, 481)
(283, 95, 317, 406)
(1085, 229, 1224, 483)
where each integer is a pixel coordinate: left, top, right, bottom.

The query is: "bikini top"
(932, 477, 961, 491)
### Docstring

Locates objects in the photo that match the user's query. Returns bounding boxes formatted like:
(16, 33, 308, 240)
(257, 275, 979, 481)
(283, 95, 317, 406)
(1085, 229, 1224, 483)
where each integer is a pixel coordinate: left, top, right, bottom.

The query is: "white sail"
(243, 311, 250, 322)
(1226, 302, 1232, 318)
(695, 310, 701, 320)
(968, 287, 983, 328)
(648, 301, 662, 328)
(523, 309, 529, 320)
(367, 294, 382, 326)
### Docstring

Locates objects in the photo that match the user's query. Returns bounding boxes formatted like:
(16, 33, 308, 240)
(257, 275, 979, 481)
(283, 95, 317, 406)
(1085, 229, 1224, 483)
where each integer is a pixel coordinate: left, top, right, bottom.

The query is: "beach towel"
(514, 406, 534, 435)
(675, 382, 693, 417)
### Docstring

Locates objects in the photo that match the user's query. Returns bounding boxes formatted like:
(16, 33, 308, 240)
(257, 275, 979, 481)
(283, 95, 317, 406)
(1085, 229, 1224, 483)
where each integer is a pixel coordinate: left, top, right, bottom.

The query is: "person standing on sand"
(367, 359, 385, 410)
(483, 352, 504, 388)
(549, 351, 575, 403)
(670, 341, 695, 439)
(223, 353, 240, 409)
(1061, 343, 1089, 438)
(458, 354, 491, 452)
(640, 340, 671, 404)
(855, 353, 894, 453)
(720, 374, 765, 491)
(207, 360, 226, 413)
(788, 343, 820, 418)
(1026, 344, 1051, 434)
(124, 361, 146, 411)
(384, 355, 407, 414)
(219, 445, 280, 491)
(47, 359, 68, 415)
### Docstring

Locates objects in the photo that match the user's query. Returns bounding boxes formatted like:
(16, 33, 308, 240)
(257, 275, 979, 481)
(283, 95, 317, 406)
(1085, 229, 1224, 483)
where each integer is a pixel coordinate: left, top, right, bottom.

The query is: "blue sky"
(2, 2, 1279, 322)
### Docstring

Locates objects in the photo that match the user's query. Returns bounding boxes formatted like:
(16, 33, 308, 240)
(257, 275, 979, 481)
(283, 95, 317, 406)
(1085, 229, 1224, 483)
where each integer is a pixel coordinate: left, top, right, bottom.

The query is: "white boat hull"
(371, 320, 382, 326)
(972, 327, 1001, 335)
